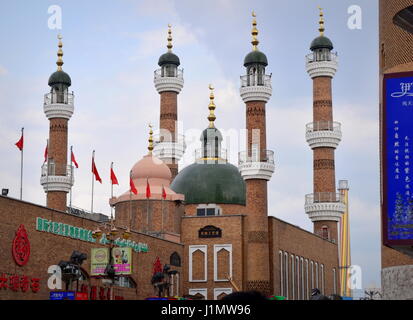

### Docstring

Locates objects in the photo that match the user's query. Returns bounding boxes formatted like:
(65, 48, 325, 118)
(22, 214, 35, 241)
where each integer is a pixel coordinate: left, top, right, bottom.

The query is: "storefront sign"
(99, 233, 149, 253)
(12, 225, 30, 266)
(0, 273, 40, 293)
(91, 248, 110, 276)
(199, 225, 222, 238)
(36, 217, 96, 243)
(383, 72, 413, 245)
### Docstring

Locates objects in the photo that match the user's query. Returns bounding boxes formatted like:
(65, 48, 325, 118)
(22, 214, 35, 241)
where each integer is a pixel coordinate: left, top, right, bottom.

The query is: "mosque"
(0, 9, 348, 300)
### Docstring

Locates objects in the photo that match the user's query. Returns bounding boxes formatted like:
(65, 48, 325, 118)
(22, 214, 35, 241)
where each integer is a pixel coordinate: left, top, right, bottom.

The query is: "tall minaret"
(304, 8, 344, 243)
(40, 35, 74, 212)
(153, 25, 186, 180)
(238, 12, 275, 295)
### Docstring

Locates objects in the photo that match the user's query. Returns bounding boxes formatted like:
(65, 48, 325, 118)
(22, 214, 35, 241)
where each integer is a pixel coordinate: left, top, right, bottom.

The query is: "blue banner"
(50, 291, 75, 300)
(385, 75, 413, 241)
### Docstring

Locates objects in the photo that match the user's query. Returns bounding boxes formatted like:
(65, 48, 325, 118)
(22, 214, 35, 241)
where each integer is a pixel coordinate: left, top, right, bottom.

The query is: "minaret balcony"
(40, 163, 74, 193)
(43, 92, 75, 120)
(238, 150, 275, 180)
(154, 68, 184, 93)
(306, 121, 342, 149)
(239, 74, 272, 103)
(306, 52, 338, 79)
(153, 133, 186, 163)
(304, 192, 345, 222)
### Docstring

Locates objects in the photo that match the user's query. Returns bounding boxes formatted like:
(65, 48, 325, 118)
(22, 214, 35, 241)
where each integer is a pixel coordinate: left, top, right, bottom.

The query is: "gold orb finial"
(318, 6, 325, 36)
(251, 11, 259, 51)
(148, 123, 154, 154)
(208, 84, 216, 128)
(167, 24, 173, 52)
(56, 34, 64, 71)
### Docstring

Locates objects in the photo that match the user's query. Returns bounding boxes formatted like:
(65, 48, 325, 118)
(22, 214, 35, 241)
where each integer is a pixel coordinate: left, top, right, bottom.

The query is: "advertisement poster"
(384, 72, 413, 244)
(112, 247, 132, 275)
(91, 248, 109, 276)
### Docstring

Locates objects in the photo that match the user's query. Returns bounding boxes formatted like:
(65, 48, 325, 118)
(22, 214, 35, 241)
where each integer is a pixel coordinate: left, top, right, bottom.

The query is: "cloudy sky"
(0, 0, 379, 290)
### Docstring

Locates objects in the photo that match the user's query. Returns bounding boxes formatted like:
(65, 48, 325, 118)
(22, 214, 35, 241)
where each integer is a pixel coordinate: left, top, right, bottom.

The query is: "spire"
(148, 124, 154, 155)
(56, 34, 64, 71)
(251, 11, 259, 51)
(208, 84, 216, 128)
(318, 6, 325, 36)
(167, 24, 173, 52)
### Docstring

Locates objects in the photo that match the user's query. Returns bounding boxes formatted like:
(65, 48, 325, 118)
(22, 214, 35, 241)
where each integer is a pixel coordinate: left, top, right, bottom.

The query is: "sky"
(0, 0, 380, 292)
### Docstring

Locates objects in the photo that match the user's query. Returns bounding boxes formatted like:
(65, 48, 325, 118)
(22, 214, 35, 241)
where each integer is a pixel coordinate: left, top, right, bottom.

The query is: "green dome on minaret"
(244, 11, 268, 67)
(171, 85, 246, 205)
(48, 34, 72, 87)
(158, 24, 181, 67)
(310, 7, 334, 51)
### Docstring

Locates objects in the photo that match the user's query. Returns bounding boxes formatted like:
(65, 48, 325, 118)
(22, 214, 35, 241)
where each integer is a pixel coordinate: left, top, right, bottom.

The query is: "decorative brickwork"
(248, 231, 268, 243)
(247, 280, 271, 295)
(314, 159, 335, 170)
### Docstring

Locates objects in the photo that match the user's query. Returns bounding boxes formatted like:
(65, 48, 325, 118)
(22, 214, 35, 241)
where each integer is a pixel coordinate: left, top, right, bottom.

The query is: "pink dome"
(110, 154, 184, 205)
(131, 155, 171, 181)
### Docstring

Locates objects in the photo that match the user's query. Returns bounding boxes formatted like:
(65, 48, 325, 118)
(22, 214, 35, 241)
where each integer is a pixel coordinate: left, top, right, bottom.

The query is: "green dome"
(158, 52, 180, 66)
(171, 163, 246, 205)
(310, 35, 334, 51)
(244, 50, 268, 67)
(48, 70, 72, 87)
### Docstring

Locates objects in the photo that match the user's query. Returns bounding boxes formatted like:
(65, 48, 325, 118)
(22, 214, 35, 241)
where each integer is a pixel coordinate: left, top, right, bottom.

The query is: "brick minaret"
(153, 25, 185, 180)
(238, 12, 275, 295)
(40, 35, 74, 212)
(304, 9, 344, 243)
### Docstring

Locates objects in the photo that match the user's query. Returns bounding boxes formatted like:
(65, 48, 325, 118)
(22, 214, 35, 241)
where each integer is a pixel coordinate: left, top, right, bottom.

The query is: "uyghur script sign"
(383, 72, 413, 245)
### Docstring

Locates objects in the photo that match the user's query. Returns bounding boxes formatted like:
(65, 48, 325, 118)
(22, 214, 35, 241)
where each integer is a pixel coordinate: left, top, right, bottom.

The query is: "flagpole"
(19, 127, 24, 200)
(111, 162, 114, 221)
(70, 146, 73, 211)
(91, 150, 95, 214)
(129, 170, 132, 232)
(146, 177, 149, 233)
(161, 185, 164, 234)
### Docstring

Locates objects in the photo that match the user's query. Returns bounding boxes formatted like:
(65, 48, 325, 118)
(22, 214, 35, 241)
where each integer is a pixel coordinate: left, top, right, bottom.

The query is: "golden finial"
(167, 24, 173, 52)
(318, 6, 325, 36)
(56, 34, 64, 71)
(208, 84, 216, 128)
(148, 124, 154, 154)
(251, 11, 259, 51)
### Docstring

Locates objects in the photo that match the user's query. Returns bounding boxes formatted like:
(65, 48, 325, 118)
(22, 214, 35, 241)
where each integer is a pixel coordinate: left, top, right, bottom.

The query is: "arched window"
(300, 258, 304, 300)
(322, 226, 329, 240)
(290, 255, 295, 300)
(296, 256, 300, 300)
(315, 262, 319, 289)
(279, 251, 283, 296)
(284, 252, 289, 299)
(321, 264, 325, 295)
(170, 252, 181, 267)
(333, 268, 337, 295)
(305, 259, 309, 300)
(310, 261, 314, 291)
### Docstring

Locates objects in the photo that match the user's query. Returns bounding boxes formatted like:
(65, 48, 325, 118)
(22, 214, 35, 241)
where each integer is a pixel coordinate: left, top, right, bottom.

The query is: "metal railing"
(238, 150, 275, 165)
(41, 163, 74, 178)
(240, 74, 272, 88)
(306, 121, 341, 133)
(195, 148, 228, 161)
(305, 192, 344, 205)
(306, 52, 338, 64)
(154, 67, 184, 80)
(44, 91, 74, 105)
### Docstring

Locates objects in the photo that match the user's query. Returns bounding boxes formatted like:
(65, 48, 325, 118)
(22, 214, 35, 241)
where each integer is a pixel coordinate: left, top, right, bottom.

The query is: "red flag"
(130, 177, 137, 195)
(43, 144, 48, 163)
(110, 167, 119, 185)
(162, 185, 167, 200)
(92, 156, 102, 183)
(71, 150, 79, 168)
(146, 178, 151, 199)
(15, 132, 24, 151)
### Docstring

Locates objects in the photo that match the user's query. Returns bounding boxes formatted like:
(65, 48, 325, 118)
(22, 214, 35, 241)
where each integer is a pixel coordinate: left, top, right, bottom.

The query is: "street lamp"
(91, 220, 130, 300)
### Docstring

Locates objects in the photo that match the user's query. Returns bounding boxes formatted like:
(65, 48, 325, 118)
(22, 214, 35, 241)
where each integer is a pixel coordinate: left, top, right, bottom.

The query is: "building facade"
(0, 11, 343, 300)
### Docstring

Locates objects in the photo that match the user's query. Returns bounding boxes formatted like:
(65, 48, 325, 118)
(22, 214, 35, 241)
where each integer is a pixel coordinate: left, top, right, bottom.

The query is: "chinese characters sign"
(384, 73, 413, 243)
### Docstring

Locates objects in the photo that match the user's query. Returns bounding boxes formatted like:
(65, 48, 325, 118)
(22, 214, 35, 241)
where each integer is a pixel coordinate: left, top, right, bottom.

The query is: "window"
(189, 288, 207, 300)
(196, 204, 222, 216)
(305, 259, 309, 300)
(284, 252, 289, 299)
(114, 276, 137, 288)
(322, 226, 329, 240)
(279, 251, 283, 297)
(301, 258, 304, 300)
(189, 245, 207, 282)
(170, 252, 181, 267)
(197, 209, 206, 216)
(296, 256, 300, 300)
(214, 288, 233, 300)
(315, 262, 319, 289)
(214, 244, 232, 281)
(321, 264, 325, 295)
(206, 208, 215, 216)
(333, 268, 337, 294)
(310, 261, 314, 291)
(291, 255, 295, 300)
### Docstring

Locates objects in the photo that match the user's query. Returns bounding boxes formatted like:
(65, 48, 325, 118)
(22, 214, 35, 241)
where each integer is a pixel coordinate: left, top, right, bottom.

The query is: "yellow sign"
(91, 248, 109, 276)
